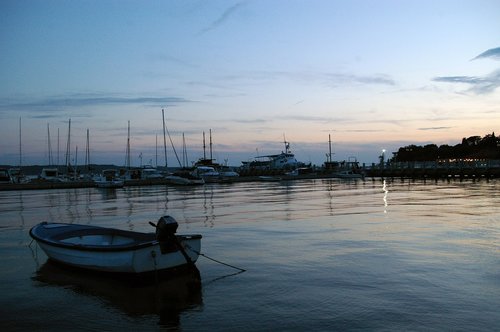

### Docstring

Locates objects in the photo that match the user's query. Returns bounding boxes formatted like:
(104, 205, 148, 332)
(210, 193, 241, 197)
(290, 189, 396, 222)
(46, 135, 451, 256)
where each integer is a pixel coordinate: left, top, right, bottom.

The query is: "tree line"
(392, 133, 500, 162)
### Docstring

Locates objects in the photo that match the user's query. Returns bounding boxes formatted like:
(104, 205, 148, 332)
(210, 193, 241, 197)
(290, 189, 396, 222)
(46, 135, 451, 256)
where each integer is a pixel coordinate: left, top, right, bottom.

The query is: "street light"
(380, 149, 386, 168)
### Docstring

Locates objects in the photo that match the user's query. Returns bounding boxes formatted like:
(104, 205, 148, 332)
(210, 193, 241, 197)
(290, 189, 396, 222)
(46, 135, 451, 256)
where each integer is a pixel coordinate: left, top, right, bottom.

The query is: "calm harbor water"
(0, 178, 499, 331)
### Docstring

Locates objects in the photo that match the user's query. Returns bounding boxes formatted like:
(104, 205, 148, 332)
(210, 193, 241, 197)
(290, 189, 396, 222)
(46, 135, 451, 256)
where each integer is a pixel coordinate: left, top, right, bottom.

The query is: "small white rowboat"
(29, 216, 202, 274)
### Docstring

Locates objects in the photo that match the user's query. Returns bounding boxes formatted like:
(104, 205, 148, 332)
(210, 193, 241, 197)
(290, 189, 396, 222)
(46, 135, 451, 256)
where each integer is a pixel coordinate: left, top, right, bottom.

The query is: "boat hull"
(94, 179, 125, 188)
(30, 223, 201, 274)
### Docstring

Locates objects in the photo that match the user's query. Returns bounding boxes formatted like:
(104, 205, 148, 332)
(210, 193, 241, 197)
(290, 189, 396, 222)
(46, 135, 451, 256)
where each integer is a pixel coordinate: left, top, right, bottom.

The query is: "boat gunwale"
(29, 222, 202, 253)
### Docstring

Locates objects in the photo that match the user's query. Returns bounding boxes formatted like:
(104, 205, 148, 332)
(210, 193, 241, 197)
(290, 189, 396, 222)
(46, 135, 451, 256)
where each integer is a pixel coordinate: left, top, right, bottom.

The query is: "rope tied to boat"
(184, 243, 246, 273)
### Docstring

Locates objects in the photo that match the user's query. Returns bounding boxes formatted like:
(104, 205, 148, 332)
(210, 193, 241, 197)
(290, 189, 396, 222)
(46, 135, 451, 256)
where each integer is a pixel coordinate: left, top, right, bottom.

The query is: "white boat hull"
(30, 222, 201, 274)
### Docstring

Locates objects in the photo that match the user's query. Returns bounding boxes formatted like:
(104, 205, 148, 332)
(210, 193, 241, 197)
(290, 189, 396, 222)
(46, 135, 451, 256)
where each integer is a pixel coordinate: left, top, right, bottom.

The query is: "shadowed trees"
(392, 133, 500, 162)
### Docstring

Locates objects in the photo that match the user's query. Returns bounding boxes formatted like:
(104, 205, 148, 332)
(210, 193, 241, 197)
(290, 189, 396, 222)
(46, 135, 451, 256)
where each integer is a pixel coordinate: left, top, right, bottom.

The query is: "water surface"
(0, 178, 498, 331)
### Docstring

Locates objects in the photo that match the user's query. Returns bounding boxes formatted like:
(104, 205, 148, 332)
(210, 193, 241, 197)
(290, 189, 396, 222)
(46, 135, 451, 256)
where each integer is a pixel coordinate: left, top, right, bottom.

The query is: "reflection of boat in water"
(332, 169, 364, 179)
(165, 174, 205, 186)
(258, 175, 282, 182)
(29, 216, 202, 274)
(33, 260, 202, 326)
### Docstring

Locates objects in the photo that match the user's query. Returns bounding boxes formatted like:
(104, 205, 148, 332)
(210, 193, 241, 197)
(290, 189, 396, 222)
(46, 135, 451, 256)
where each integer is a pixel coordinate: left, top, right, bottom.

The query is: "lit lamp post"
(379, 149, 386, 169)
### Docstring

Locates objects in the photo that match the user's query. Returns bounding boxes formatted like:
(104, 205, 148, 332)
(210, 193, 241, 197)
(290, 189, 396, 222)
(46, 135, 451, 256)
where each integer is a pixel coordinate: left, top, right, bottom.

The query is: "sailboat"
(323, 134, 364, 179)
(191, 129, 239, 182)
(8, 118, 28, 183)
(160, 109, 204, 185)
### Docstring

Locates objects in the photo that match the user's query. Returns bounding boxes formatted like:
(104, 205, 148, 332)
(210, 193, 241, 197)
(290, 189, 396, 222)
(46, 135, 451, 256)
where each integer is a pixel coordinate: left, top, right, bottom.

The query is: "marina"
(1, 159, 499, 191)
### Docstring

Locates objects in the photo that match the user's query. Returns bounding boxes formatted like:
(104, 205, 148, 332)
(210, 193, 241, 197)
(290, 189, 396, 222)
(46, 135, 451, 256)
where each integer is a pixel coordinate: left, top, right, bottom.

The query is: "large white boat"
(241, 139, 299, 171)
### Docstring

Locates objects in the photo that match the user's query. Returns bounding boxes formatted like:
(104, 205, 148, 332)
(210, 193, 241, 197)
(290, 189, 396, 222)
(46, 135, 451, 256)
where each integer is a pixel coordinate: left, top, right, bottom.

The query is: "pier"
(364, 159, 500, 179)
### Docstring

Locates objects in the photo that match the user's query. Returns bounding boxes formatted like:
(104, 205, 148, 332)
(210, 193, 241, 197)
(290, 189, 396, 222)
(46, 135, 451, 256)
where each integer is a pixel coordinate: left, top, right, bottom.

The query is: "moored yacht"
(241, 139, 299, 171)
(40, 168, 65, 182)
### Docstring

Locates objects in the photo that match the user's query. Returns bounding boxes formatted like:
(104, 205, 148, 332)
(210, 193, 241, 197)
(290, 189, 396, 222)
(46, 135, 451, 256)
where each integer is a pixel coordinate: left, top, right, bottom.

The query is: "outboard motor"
(156, 215, 179, 254)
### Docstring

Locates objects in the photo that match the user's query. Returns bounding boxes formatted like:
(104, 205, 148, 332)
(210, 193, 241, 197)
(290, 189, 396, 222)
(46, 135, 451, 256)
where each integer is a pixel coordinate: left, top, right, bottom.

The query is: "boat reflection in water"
(32, 260, 203, 328)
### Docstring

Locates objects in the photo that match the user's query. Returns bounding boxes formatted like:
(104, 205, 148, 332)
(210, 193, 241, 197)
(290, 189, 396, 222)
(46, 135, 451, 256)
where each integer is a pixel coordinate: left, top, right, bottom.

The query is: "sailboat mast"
(57, 128, 60, 166)
(162, 109, 168, 168)
(328, 134, 332, 163)
(202, 131, 206, 160)
(182, 133, 187, 168)
(126, 121, 131, 169)
(19, 117, 22, 168)
(209, 129, 213, 161)
(74, 145, 78, 180)
(47, 123, 52, 165)
(65, 119, 71, 168)
(85, 129, 90, 170)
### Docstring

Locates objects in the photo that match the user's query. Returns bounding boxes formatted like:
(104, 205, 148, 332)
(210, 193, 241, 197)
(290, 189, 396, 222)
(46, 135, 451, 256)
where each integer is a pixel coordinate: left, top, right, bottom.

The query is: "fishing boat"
(323, 134, 364, 179)
(29, 216, 202, 274)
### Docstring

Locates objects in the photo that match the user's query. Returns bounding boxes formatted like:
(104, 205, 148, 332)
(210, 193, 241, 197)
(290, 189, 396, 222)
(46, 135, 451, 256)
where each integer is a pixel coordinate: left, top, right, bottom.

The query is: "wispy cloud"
(418, 127, 452, 131)
(222, 70, 396, 88)
(472, 47, 500, 61)
(0, 94, 192, 112)
(325, 73, 395, 86)
(287, 115, 352, 124)
(231, 118, 267, 124)
(198, 2, 245, 35)
(432, 47, 500, 94)
(432, 69, 500, 94)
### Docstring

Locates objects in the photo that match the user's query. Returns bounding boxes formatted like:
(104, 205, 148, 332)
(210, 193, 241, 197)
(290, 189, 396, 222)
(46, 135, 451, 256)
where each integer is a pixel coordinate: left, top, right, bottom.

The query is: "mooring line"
(185, 244, 246, 273)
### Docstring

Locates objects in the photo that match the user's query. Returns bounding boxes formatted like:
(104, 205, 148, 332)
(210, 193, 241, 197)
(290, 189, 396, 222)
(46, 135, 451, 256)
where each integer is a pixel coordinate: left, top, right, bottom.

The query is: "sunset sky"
(1, 0, 499, 167)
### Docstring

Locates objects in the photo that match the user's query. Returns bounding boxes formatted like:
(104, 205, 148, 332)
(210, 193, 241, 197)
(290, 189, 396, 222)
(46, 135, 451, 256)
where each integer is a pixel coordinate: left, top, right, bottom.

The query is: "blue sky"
(1, 0, 499, 167)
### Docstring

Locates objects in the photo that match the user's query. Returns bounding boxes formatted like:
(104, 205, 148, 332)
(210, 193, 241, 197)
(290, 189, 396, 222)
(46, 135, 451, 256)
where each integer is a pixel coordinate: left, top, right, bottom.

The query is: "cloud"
(231, 118, 267, 124)
(325, 73, 395, 86)
(288, 115, 351, 124)
(472, 47, 500, 61)
(432, 76, 482, 84)
(198, 2, 245, 35)
(0, 94, 192, 112)
(223, 70, 396, 88)
(432, 69, 500, 94)
(418, 127, 452, 131)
